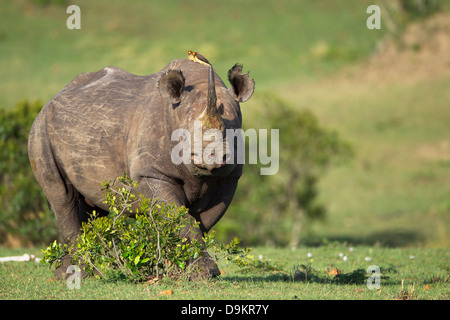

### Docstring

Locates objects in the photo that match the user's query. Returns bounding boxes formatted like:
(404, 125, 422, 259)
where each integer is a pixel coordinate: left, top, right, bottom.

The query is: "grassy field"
(0, 246, 448, 300)
(0, 0, 449, 300)
(272, 12, 450, 248)
(271, 73, 450, 248)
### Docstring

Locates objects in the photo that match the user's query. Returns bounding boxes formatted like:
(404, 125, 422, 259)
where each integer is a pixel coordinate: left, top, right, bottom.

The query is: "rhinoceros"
(28, 58, 255, 279)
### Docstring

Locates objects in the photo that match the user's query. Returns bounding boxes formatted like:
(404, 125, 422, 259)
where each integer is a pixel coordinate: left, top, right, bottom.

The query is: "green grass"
(0, 246, 448, 299)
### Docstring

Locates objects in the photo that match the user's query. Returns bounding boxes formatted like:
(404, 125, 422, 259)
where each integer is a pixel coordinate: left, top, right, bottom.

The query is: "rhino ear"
(159, 70, 185, 104)
(227, 64, 255, 103)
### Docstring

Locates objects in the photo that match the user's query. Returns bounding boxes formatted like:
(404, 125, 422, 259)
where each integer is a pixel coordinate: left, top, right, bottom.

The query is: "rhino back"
(42, 66, 161, 203)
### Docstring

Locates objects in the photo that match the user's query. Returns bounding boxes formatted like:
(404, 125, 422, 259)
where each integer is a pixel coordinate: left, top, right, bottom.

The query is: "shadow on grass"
(302, 229, 424, 247)
(222, 265, 397, 286)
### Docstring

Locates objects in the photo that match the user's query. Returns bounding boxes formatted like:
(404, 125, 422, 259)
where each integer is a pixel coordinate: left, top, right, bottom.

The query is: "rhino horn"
(207, 66, 217, 114)
(201, 66, 224, 131)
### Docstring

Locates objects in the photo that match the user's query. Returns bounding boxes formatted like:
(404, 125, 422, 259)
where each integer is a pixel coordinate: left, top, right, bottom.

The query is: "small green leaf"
(175, 260, 186, 270)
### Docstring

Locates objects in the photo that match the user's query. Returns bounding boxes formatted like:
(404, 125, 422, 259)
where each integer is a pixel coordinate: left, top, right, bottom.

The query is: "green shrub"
(399, 0, 441, 20)
(0, 100, 57, 246)
(42, 174, 251, 282)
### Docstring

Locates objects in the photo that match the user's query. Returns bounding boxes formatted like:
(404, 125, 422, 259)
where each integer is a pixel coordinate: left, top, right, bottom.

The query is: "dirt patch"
(356, 12, 450, 84)
(415, 139, 450, 162)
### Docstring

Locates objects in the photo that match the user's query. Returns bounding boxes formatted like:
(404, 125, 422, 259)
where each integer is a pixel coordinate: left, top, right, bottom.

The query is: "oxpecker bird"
(188, 50, 211, 66)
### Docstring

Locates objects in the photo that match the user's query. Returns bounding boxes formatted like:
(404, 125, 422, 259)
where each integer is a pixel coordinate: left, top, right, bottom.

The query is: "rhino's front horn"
(207, 66, 217, 114)
(201, 66, 224, 131)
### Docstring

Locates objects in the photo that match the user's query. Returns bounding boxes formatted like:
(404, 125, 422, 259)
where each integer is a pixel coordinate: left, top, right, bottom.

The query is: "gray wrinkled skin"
(28, 59, 255, 279)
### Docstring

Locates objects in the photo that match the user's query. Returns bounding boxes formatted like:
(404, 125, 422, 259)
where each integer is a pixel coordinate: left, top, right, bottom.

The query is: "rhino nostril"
(191, 152, 229, 169)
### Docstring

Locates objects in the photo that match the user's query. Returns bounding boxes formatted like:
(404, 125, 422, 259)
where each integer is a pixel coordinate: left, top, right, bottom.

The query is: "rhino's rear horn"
(159, 70, 185, 104)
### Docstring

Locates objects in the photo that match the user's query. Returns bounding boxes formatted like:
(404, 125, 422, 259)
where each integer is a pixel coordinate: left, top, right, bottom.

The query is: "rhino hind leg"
(49, 183, 83, 280)
(32, 162, 83, 279)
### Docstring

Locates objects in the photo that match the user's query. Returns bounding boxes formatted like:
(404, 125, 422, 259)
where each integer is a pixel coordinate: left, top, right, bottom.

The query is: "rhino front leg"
(186, 178, 239, 279)
(136, 177, 221, 278)
(136, 177, 202, 242)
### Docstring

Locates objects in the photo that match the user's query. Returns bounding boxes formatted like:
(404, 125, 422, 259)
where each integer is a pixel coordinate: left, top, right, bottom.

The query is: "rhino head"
(159, 62, 255, 176)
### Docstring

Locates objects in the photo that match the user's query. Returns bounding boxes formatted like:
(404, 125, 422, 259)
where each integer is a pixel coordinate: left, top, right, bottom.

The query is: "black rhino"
(28, 58, 255, 279)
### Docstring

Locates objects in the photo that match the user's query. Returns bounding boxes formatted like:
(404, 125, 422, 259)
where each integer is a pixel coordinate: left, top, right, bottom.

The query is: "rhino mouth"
(190, 152, 231, 171)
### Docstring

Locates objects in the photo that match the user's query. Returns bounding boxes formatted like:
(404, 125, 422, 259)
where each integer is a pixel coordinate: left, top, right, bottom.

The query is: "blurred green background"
(1, 0, 449, 248)
(1, 0, 392, 107)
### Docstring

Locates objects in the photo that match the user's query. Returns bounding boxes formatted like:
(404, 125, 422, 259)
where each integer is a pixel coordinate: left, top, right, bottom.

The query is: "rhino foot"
(188, 252, 221, 280)
(54, 255, 88, 280)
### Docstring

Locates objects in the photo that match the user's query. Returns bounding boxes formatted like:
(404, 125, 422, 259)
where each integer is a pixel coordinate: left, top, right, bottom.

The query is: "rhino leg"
(49, 184, 83, 280)
(29, 127, 82, 279)
(137, 177, 221, 278)
(32, 162, 82, 279)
